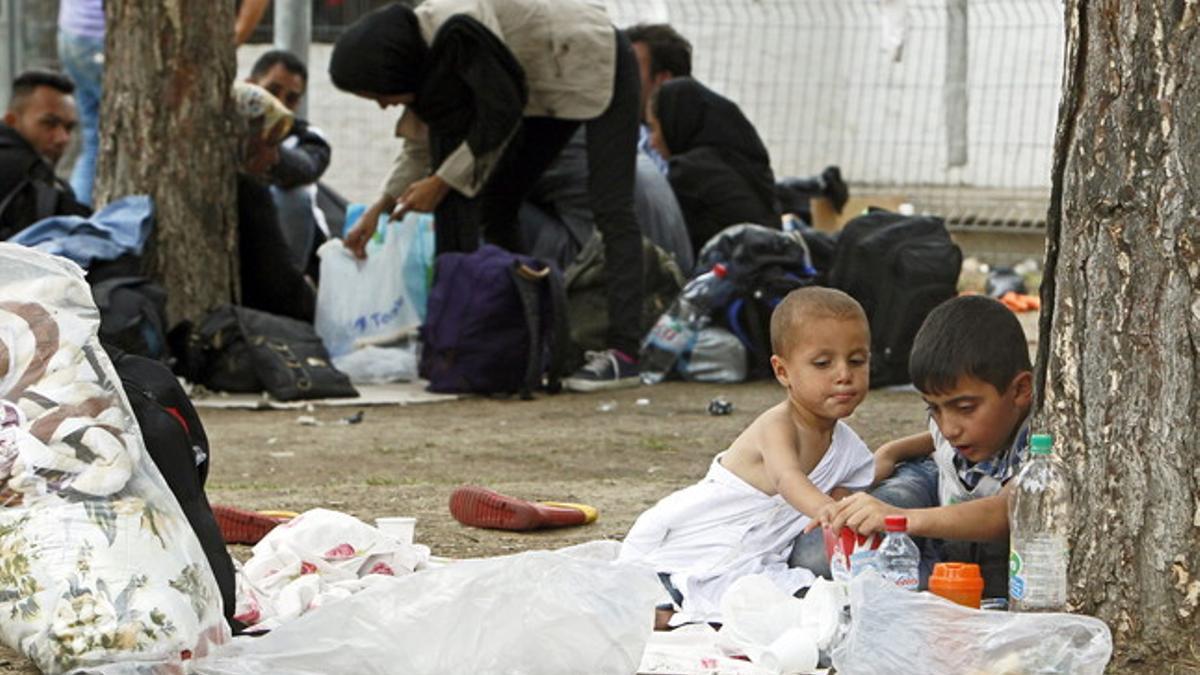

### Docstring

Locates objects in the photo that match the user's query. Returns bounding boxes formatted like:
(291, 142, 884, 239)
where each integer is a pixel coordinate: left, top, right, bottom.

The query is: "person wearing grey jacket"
(330, 0, 645, 391)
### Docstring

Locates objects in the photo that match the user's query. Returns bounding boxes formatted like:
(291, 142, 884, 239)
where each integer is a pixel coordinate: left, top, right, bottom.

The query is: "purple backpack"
(419, 245, 568, 397)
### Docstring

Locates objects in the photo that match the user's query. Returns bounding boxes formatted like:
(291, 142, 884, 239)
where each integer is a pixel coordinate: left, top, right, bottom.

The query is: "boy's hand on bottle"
(827, 493, 899, 536)
(804, 496, 843, 533)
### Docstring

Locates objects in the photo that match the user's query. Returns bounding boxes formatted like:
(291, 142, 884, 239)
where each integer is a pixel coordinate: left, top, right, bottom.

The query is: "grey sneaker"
(563, 349, 640, 392)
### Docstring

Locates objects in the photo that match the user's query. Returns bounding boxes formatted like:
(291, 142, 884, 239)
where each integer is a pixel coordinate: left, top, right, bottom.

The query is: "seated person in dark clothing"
(234, 82, 316, 322)
(0, 70, 90, 239)
(519, 128, 694, 273)
(646, 77, 780, 255)
(247, 49, 339, 277)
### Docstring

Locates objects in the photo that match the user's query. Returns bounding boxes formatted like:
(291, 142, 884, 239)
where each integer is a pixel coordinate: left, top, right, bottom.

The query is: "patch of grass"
(208, 481, 288, 492)
(364, 476, 398, 487)
(642, 437, 677, 453)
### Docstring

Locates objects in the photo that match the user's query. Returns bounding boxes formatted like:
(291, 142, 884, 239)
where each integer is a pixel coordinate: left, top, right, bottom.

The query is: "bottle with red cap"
(639, 263, 734, 385)
(877, 515, 920, 591)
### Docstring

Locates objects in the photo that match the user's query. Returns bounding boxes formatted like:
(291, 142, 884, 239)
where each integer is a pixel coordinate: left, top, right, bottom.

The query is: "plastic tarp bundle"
(832, 572, 1112, 674)
(0, 244, 228, 673)
(186, 541, 659, 675)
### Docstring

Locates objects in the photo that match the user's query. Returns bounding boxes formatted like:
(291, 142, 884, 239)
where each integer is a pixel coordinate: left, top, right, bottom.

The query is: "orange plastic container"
(929, 562, 985, 608)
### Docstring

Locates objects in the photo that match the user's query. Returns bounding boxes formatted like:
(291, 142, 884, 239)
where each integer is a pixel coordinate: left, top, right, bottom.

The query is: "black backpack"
(106, 346, 239, 630)
(91, 276, 169, 361)
(696, 224, 817, 378)
(828, 211, 962, 387)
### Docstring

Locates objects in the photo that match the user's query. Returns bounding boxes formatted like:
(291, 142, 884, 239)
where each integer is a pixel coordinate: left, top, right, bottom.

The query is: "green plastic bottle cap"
(1030, 433, 1053, 455)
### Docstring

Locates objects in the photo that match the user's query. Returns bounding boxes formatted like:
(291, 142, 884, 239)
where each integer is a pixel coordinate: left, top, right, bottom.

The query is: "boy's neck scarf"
(954, 417, 1031, 489)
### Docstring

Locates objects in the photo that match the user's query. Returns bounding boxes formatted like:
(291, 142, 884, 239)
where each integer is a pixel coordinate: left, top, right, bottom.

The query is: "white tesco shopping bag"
(315, 213, 433, 356)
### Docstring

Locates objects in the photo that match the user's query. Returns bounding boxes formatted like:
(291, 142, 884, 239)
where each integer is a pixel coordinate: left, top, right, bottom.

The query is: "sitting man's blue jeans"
(788, 457, 941, 588)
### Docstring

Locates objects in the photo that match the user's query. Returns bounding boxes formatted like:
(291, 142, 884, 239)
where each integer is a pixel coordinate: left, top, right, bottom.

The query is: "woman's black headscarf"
(329, 4, 430, 96)
(654, 77, 779, 230)
(654, 77, 772, 168)
(329, 3, 528, 167)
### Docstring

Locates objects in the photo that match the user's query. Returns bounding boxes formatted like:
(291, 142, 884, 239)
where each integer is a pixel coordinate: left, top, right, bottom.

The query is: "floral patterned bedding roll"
(0, 244, 229, 673)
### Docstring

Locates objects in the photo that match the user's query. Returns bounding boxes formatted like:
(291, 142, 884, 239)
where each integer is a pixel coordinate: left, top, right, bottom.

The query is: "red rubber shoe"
(448, 485, 590, 531)
(213, 504, 287, 545)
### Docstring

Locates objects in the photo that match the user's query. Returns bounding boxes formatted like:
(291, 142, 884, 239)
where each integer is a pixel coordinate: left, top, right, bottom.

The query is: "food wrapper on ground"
(0, 244, 229, 673)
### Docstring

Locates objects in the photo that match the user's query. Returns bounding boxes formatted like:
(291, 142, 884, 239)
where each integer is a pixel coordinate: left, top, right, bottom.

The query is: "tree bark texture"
(1038, 0, 1200, 657)
(93, 1, 238, 324)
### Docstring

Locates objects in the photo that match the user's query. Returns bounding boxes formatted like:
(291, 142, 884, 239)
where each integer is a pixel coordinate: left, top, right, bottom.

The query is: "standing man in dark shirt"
(0, 70, 90, 239)
(247, 50, 338, 274)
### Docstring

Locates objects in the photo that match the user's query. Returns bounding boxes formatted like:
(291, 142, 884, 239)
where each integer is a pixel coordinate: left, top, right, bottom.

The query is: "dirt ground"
(4, 312, 1189, 672)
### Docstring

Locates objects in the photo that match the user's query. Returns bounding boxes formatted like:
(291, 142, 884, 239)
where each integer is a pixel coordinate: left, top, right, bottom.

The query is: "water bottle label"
(882, 572, 918, 591)
(1009, 537, 1067, 605)
(647, 318, 691, 352)
(1008, 550, 1025, 599)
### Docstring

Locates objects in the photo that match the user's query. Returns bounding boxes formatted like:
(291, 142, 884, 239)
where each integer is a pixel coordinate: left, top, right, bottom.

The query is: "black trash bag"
(985, 266, 1027, 298)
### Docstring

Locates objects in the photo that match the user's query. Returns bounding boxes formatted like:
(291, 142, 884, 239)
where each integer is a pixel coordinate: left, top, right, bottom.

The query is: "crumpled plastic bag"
(330, 343, 418, 384)
(314, 213, 433, 356)
(833, 572, 1112, 674)
(0, 244, 228, 674)
(233, 508, 430, 631)
(717, 575, 845, 671)
(163, 540, 659, 675)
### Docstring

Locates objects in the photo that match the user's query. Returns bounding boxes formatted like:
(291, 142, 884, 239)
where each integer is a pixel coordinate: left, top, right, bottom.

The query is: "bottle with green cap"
(1008, 433, 1072, 611)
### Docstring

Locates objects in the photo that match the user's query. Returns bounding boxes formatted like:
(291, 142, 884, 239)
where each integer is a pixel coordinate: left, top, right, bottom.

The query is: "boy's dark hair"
(250, 49, 309, 83)
(909, 295, 1032, 395)
(9, 70, 75, 111)
(624, 23, 692, 77)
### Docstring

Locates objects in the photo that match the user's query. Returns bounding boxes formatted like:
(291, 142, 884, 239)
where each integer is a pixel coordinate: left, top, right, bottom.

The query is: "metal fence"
(271, 0, 1065, 230)
(604, 0, 1063, 230)
(9, 0, 1063, 234)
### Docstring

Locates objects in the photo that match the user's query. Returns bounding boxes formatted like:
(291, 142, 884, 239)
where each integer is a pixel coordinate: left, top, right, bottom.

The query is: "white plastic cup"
(757, 627, 818, 674)
(375, 516, 417, 545)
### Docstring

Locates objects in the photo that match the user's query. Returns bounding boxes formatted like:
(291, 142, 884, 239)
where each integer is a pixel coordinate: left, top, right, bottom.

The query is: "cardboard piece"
(810, 195, 907, 233)
(191, 381, 458, 410)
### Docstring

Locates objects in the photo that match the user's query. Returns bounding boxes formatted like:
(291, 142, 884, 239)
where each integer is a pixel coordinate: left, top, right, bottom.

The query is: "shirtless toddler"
(619, 287, 874, 627)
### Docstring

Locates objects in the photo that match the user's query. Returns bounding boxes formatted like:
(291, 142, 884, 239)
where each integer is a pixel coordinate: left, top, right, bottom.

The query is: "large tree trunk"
(1037, 0, 1200, 659)
(93, 0, 239, 323)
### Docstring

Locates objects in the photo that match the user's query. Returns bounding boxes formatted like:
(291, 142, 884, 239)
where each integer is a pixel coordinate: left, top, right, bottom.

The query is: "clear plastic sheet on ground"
(330, 342, 418, 384)
(112, 541, 660, 675)
(0, 244, 228, 674)
(832, 571, 1112, 674)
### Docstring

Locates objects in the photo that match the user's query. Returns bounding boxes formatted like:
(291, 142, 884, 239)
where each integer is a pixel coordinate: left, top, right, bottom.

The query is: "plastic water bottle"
(1008, 433, 1071, 612)
(877, 515, 920, 591)
(639, 264, 733, 385)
